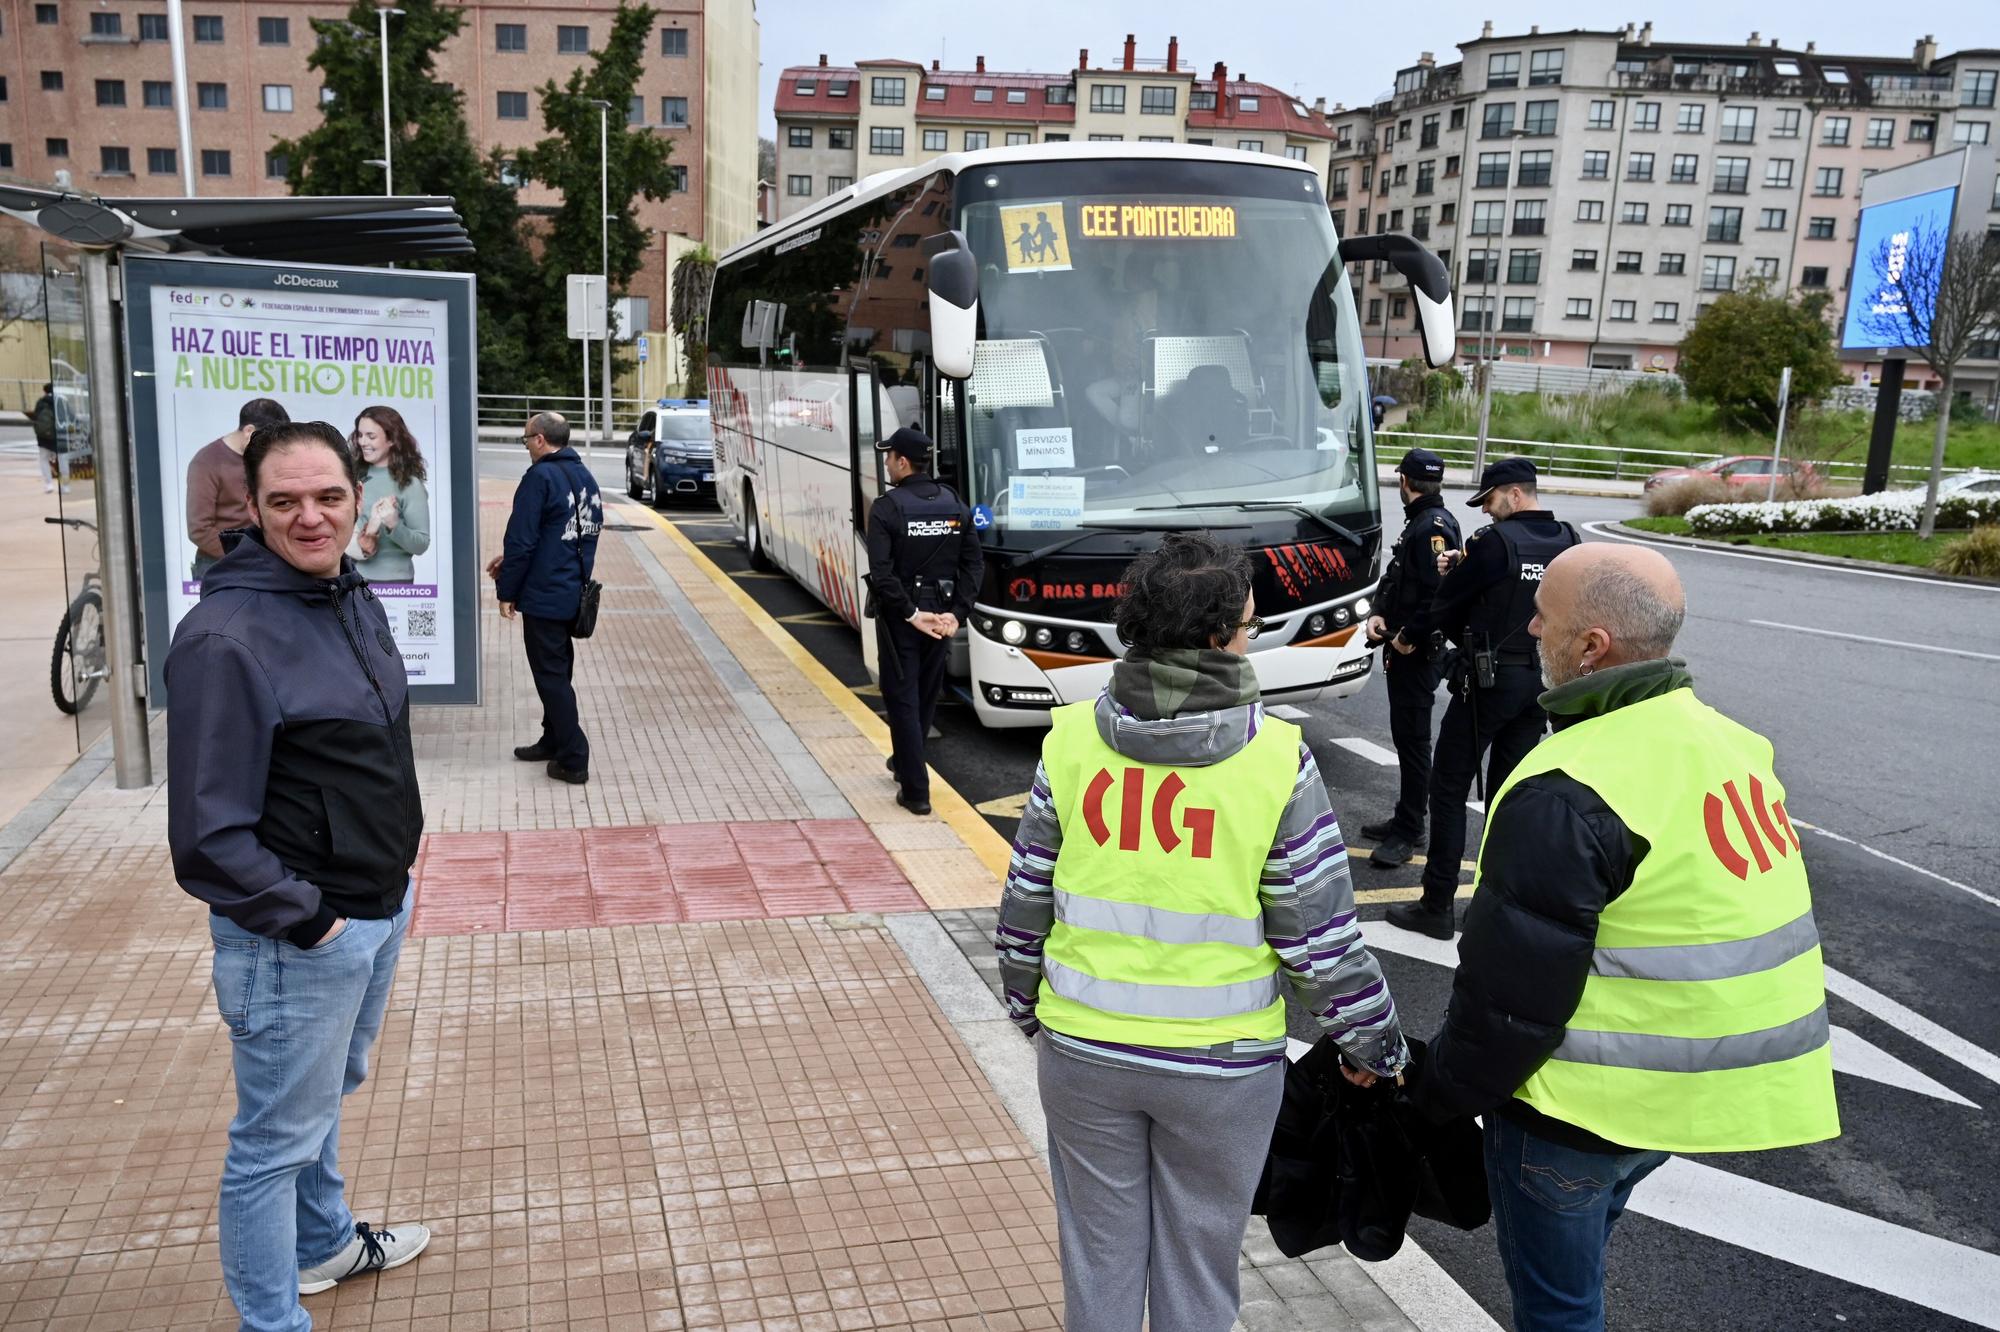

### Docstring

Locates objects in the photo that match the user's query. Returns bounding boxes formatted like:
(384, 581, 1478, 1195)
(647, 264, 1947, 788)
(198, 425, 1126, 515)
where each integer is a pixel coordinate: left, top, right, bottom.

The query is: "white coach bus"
(705, 142, 1454, 727)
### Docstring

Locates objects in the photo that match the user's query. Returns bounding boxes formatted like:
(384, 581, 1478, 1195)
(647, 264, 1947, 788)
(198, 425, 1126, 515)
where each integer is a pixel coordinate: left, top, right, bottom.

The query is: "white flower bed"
(1685, 489, 2000, 536)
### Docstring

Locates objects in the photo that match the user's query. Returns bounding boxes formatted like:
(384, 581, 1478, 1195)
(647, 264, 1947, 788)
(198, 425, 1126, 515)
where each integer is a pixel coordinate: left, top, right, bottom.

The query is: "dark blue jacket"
(166, 529, 422, 947)
(496, 445, 603, 620)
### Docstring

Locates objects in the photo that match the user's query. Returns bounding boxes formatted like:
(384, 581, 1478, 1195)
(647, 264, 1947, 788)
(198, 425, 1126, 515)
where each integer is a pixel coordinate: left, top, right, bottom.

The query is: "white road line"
(1823, 964, 2000, 1091)
(1331, 736, 1400, 766)
(1635, 1157, 2000, 1330)
(1830, 1025, 1979, 1108)
(1805, 826, 2000, 910)
(1585, 520, 2000, 593)
(1748, 619, 2000, 663)
(1268, 704, 1315, 722)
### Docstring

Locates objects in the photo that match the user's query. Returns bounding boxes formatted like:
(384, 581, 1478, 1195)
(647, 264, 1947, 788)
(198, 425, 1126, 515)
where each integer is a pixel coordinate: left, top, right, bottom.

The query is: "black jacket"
(1410, 660, 1694, 1154)
(496, 445, 602, 620)
(1377, 492, 1460, 636)
(1402, 508, 1578, 651)
(865, 472, 982, 622)
(166, 529, 424, 947)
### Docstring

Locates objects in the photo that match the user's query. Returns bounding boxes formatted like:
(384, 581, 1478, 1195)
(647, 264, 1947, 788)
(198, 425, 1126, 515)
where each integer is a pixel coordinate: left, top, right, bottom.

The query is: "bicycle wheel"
(51, 587, 104, 715)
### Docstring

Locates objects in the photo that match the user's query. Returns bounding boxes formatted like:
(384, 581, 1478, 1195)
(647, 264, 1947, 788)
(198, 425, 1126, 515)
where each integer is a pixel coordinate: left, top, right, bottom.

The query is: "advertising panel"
(124, 256, 480, 704)
(1839, 185, 1960, 353)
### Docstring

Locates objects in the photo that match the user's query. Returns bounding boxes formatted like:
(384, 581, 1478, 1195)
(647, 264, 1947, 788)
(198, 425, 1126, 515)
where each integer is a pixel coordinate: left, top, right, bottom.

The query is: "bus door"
(849, 359, 886, 680)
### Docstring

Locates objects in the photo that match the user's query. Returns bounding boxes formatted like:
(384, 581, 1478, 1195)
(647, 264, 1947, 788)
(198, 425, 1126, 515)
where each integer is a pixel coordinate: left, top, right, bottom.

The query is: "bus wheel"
(744, 485, 773, 571)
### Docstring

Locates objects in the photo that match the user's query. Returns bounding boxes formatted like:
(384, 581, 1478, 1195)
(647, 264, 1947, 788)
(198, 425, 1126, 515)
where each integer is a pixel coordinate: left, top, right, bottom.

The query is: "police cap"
(1467, 456, 1538, 506)
(878, 426, 933, 461)
(1396, 448, 1446, 482)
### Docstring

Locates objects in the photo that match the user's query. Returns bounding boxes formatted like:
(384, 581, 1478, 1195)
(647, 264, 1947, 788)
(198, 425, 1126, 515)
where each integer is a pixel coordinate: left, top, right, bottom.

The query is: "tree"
(1677, 279, 1845, 433)
(757, 137, 776, 183)
(670, 246, 715, 397)
(275, 0, 545, 392)
(1854, 222, 2000, 538)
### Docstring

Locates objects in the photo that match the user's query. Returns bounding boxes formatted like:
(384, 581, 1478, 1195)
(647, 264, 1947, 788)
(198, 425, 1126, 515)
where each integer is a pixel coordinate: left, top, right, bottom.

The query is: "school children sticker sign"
(1000, 202, 1072, 272)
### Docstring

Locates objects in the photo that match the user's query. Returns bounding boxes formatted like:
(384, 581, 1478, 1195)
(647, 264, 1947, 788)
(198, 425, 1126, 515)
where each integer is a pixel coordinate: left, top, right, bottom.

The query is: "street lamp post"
(1473, 128, 1529, 478)
(165, 0, 196, 193)
(589, 99, 615, 450)
(375, 7, 404, 198)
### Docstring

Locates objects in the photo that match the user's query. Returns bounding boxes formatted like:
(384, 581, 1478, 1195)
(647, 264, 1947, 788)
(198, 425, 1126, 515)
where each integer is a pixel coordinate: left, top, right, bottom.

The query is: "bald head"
(1532, 544, 1686, 688)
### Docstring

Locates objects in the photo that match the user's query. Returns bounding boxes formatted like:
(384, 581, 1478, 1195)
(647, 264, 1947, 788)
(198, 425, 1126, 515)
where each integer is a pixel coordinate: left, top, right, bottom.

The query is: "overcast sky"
(754, 0, 1996, 137)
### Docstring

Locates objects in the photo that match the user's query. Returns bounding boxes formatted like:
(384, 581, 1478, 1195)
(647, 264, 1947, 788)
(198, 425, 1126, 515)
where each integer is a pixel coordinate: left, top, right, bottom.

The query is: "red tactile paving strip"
(410, 818, 924, 936)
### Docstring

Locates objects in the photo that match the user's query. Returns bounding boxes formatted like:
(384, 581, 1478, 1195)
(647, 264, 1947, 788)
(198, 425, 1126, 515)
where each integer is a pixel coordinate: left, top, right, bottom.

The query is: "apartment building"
(1337, 23, 2000, 399)
(772, 35, 1336, 222)
(0, 0, 760, 318)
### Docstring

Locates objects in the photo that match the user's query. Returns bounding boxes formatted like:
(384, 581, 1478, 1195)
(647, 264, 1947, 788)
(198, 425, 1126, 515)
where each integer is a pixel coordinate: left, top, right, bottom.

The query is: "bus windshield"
(954, 158, 1376, 548)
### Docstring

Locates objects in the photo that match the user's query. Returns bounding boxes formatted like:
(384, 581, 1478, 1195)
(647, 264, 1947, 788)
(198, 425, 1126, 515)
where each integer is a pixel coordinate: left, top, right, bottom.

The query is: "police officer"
(1360, 448, 1462, 868)
(1386, 457, 1581, 939)
(866, 427, 984, 816)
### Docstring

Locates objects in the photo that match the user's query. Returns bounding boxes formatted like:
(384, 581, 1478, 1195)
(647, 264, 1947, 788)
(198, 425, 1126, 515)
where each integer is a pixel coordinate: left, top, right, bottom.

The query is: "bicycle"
(45, 515, 107, 715)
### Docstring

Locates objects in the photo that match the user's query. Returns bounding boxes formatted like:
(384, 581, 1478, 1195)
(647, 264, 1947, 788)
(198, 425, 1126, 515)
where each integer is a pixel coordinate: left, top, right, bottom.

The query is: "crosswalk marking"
(1267, 704, 1314, 722)
(1830, 1025, 1978, 1108)
(1330, 736, 1399, 766)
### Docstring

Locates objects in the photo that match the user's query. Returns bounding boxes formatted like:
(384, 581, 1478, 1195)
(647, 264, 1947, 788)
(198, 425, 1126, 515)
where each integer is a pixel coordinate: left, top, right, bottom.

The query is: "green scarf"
(1110, 647, 1259, 721)
(1540, 657, 1694, 729)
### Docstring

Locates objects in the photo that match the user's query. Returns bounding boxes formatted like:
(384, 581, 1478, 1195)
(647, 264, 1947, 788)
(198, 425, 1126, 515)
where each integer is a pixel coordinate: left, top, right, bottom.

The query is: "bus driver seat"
(1159, 363, 1248, 456)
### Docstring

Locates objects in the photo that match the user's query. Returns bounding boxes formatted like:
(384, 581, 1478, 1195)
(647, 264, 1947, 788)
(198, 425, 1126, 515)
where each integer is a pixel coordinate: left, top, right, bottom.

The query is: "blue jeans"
(1484, 1113, 1670, 1332)
(210, 903, 409, 1332)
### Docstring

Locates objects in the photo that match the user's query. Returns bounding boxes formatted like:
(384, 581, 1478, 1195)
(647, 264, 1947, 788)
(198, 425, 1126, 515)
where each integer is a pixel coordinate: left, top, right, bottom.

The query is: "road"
(617, 471, 2000, 1332)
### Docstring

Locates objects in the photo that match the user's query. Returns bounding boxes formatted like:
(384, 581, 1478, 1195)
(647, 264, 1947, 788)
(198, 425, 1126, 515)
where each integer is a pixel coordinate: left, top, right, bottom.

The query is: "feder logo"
(1082, 767, 1217, 859)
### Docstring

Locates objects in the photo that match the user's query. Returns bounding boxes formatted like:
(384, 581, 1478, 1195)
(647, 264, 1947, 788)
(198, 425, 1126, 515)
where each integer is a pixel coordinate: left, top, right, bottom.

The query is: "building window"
(964, 131, 989, 150)
(1770, 107, 1801, 139)
(96, 79, 127, 108)
(828, 128, 853, 149)
(1421, 114, 1440, 148)
(1614, 250, 1641, 273)
(786, 174, 811, 196)
(1513, 199, 1546, 235)
(1507, 249, 1541, 283)
(1953, 121, 1991, 146)
(870, 126, 904, 155)
(1865, 117, 1894, 149)
(144, 80, 172, 108)
(1626, 152, 1654, 182)
(1653, 301, 1680, 322)
(496, 90, 529, 119)
(1813, 167, 1843, 197)
(197, 82, 227, 110)
(668, 165, 688, 193)
(921, 129, 946, 151)
(1444, 154, 1461, 177)
(1487, 52, 1520, 88)
(1007, 131, 1031, 146)
(1450, 107, 1466, 131)
(1523, 100, 1557, 136)
(35, 3, 57, 22)
(1821, 116, 1850, 146)
(46, 137, 68, 158)
(1659, 252, 1686, 275)
(827, 174, 852, 192)
(258, 15, 287, 45)
(831, 79, 853, 100)
(1588, 100, 1615, 131)
(793, 78, 817, 96)
(1721, 106, 1756, 143)
(1577, 199, 1605, 222)
(1481, 103, 1515, 139)
(1517, 150, 1552, 187)
(1633, 102, 1660, 132)
(193, 14, 222, 42)
(1807, 216, 1836, 240)
(1759, 208, 1787, 231)
(1676, 103, 1704, 134)
(1700, 255, 1736, 291)
(1366, 298, 1382, 325)
(1090, 84, 1126, 113)
(1571, 248, 1599, 271)
(1610, 300, 1636, 321)
(1285, 144, 1309, 162)
(1714, 157, 1749, 193)
(265, 150, 288, 178)
(100, 145, 132, 175)
(1566, 297, 1592, 319)
(1008, 89, 1027, 104)
(1765, 158, 1794, 188)
(146, 147, 176, 175)
(1476, 152, 1509, 188)
(1670, 154, 1699, 184)
(496, 23, 525, 52)
(871, 76, 905, 106)
(140, 13, 168, 40)
(1044, 132, 1069, 141)
(557, 25, 589, 54)
(41, 71, 63, 92)
(973, 87, 994, 103)
(1236, 139, 1264, 153)
(661, 27, 688, 57)
(1706, 207, 1742, 243)
(1471, 201, 1503, 235)
(1415, 161, 1436, 194)
(1910, 119, 1936, 143)
(1502, 297, 1534, 331)
(1621, 201, 1649, 225)
(1962, 70, 1997, 108)
(1665, 203, 1692, 227)
(1238, 95, 1260, 111)
(1529, 49, 1563, 86)
(89, 11, 121, 36)
(1752, 256, 1780, 281)
(660, 96, 687, 126)
(1046, 84, 1073, 105)
(1464, 249, 1497, 283)
(787, 127, 811, 149)
(1461, 296, 1493, 332)
(263, 84, 292, 113)
(1140, 86, 1176, 115)
(922, 84, 945, 101)
(1331, 167, 1348, 199)
(1190, 89, 1216, 111)
(1800, 266, 1828, 288)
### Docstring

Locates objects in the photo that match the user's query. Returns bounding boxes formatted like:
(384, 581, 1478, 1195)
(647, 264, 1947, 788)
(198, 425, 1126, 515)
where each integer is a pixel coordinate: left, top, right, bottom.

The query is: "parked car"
(1643, 455, 1823, 494)
(624, 400, 715, 507)
(1929, 470, 2000, 500)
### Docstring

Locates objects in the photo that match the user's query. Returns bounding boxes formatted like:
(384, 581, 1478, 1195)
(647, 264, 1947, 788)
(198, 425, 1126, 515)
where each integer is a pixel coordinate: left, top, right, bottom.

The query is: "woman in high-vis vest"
(995, 532, 1410, 1332)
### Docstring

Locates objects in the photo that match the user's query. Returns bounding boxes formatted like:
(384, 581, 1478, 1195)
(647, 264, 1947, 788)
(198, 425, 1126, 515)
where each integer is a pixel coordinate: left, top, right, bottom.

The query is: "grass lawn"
(1622, 516, 1979, 571)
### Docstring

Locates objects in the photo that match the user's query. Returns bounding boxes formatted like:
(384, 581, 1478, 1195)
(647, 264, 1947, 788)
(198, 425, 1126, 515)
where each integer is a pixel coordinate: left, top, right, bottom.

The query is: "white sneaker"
(43, 480, 55, 493)
(298, 1221, 431, 1294)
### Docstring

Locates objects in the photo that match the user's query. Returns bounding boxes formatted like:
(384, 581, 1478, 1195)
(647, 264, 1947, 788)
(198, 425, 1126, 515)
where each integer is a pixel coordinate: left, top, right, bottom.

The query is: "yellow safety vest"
(1036, 701, 1300, 1047)
(1489, 687, 1840, 1154)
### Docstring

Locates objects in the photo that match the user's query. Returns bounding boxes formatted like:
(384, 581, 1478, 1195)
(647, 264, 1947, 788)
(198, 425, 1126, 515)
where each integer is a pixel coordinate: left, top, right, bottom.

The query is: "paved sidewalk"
(0, 481, 1434, 1331)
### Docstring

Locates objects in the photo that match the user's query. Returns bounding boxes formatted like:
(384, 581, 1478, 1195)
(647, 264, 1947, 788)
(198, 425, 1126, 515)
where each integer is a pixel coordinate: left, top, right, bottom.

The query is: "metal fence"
(474, 394, 653, 439)
(1375, 429, 1955, 488)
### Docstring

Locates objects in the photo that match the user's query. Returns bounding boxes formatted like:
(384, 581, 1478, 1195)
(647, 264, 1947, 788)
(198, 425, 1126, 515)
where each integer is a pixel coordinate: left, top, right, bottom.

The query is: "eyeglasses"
(519, 434, 542, 446)
(1237, 617, 1266, 640)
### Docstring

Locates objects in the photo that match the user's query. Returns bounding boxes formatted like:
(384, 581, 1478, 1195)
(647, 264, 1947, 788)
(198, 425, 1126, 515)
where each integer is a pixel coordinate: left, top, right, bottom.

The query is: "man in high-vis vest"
(1411, 542, 1838, 1332)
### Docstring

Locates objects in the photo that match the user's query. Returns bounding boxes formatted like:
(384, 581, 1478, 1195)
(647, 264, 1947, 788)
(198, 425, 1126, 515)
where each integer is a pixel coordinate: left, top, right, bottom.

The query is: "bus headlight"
(1065, 630, 1087, 653)
(1332, 607, 1353, 627)
(1354, 597, 1372, 618)
(1032, 627, 1054, 648)
(1305, 613, 1328, 638)
(1001, 619, 1027, 645)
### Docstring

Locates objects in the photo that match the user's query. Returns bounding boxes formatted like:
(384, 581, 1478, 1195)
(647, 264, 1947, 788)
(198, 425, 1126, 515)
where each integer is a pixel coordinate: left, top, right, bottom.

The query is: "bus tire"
(744, 484, 773, 571)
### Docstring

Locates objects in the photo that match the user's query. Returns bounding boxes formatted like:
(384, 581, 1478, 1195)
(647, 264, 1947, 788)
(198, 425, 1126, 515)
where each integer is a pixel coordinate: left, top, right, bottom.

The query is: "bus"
(705, 142, 1454, 728)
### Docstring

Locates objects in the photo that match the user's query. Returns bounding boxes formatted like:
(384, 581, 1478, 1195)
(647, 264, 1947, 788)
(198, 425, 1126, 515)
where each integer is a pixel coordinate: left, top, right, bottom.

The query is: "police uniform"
(1390, 457, 1580, 934)
(865, 427, 984, 815)
(1364, 449, 1461, 864)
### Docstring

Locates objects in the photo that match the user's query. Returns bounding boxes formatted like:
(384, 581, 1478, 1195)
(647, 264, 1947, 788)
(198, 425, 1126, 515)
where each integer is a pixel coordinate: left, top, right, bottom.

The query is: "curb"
(0, 731, 115, 876)
(1601, 521, 2000, 588)
(1378, 469, 1641, 502)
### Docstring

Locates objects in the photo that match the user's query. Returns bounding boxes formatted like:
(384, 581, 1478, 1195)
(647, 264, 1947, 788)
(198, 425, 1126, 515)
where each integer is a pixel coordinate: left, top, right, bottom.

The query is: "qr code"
(405, 607, 437, 638)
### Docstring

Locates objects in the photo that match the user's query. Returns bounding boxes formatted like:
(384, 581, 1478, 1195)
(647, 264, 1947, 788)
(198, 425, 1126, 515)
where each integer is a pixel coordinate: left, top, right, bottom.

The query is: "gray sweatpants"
(1037, 1036, 1286, 1332)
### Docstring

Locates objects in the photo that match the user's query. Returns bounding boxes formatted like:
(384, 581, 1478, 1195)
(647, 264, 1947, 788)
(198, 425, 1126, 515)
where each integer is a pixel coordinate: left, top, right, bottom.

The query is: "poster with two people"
(125, 256, 480, 703)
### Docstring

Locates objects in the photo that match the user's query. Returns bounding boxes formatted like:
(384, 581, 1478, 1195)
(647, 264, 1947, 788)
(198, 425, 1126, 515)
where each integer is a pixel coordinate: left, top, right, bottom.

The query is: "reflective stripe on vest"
(1555, 1003, 1830, 1073)
(1043, 958, 1282, 1020)
(1590, 909, 1821, 983)
(1054, 888, 1267, 949)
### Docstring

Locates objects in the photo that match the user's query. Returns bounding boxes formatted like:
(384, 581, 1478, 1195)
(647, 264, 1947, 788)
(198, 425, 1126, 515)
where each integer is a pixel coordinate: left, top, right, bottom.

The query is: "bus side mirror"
(1339, 233, 1456, 370)
(925, 230, 980, 380)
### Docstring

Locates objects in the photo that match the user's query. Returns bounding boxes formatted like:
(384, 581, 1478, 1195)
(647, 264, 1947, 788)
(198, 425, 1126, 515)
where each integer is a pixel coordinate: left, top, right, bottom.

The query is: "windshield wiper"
(1006, 520, 1248, 567)
(1136, 501, 1370, 548)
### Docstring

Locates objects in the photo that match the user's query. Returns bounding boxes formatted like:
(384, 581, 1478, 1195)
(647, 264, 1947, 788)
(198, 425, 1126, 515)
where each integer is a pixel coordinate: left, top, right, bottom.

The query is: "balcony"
(1501, 316, 1534, 332)
(1511, 218, 1546, 236)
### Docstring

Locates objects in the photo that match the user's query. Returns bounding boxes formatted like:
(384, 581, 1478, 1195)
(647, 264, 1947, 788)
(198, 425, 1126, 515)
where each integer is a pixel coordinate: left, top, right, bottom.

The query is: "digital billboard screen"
(1840, 184, 1959, 352)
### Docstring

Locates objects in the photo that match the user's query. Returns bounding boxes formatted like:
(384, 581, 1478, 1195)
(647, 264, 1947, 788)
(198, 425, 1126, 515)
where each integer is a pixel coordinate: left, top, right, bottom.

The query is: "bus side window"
(849, 361, 883, 531)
